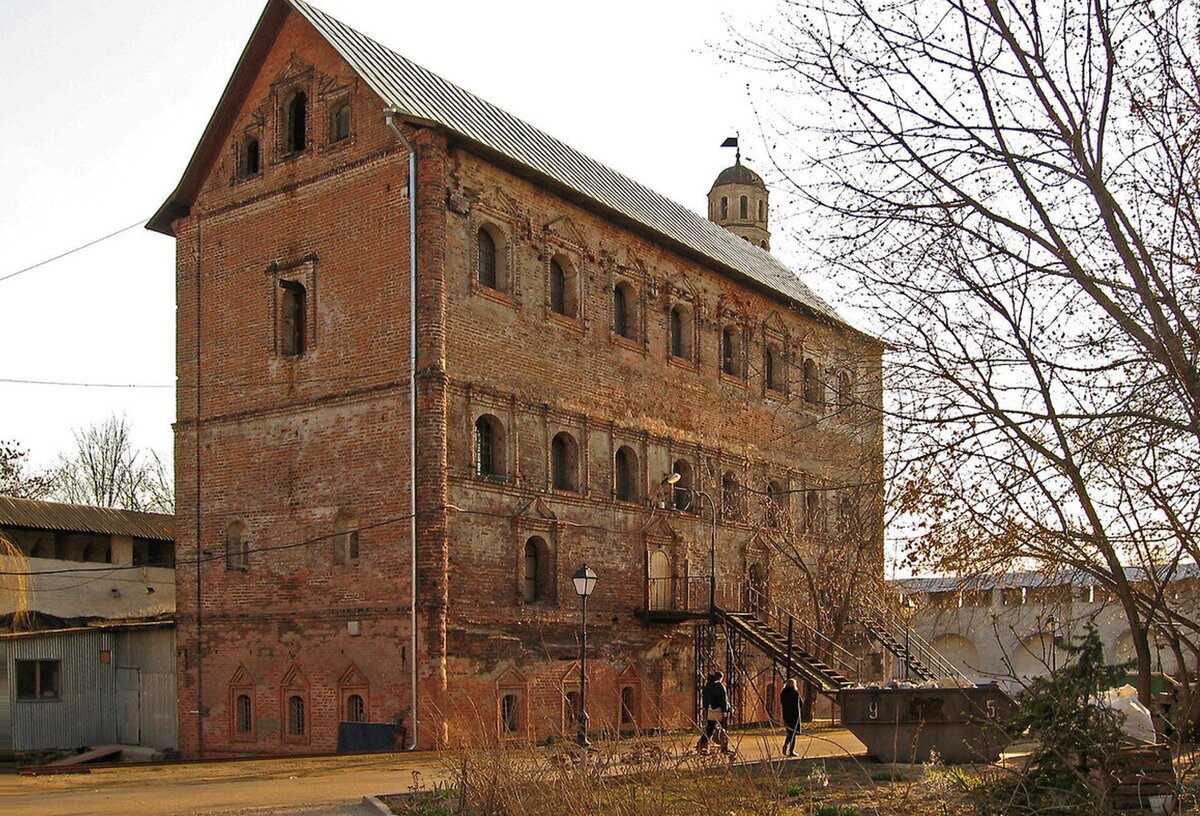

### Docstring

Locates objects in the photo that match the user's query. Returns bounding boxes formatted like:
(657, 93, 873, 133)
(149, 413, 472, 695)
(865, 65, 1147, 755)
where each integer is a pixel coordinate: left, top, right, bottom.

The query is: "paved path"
(0, 727, 866, 816)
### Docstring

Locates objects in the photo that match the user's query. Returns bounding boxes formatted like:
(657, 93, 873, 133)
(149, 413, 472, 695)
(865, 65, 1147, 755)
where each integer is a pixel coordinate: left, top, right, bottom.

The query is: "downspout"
(384, 108, 419, 751)
(194, 213, 204, 758)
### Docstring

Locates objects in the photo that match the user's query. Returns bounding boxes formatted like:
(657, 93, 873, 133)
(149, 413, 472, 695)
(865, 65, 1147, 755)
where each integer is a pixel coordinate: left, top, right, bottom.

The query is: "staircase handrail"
(859, 600, 969, 683)
(746, 586, 862, 683)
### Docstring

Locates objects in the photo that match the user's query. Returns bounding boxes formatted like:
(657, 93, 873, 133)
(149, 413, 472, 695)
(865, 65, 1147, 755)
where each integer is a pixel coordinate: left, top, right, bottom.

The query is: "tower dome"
(707, 154, 770, 251)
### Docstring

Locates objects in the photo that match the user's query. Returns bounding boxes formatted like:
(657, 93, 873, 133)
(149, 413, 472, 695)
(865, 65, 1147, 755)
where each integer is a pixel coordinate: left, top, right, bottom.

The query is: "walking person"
(697, 671, 730, 753)
(780, 678, 802, 756)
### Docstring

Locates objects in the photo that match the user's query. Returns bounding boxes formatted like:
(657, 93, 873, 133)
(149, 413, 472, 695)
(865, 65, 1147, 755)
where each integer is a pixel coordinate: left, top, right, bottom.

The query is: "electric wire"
(0, 219, 147, 285)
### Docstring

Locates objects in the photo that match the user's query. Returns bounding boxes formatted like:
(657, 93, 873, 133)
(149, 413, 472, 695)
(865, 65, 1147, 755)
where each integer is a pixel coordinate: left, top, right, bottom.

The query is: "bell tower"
(707, 148, 770, 251)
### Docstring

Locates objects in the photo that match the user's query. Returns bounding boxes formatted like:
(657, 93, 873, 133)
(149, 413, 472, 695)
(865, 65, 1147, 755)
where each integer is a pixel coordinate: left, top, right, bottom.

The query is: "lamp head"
(572, 564, 598, 598)
(663, 473, 681, 486)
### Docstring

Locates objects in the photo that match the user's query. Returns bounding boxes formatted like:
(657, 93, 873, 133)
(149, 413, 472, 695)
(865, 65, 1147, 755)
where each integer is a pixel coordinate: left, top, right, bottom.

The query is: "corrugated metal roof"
(0, 496, 173, 541)
(282, 0, 851, 329)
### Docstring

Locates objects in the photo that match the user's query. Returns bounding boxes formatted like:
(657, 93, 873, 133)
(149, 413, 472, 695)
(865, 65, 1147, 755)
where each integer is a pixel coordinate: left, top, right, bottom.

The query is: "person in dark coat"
(697, 671, 730, 752)
(780, 678, 802, 756)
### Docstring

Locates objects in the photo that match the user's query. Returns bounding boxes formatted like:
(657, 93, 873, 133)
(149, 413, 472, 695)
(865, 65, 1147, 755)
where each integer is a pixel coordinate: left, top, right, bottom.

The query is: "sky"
(0, 0, 827, 475)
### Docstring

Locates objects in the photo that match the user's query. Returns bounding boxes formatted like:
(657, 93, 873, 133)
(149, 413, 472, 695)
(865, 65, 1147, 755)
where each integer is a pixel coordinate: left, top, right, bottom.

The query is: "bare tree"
(55, 414, 173, 513)
(732, 0, 1200, 717)
(0, 441, 54, 500)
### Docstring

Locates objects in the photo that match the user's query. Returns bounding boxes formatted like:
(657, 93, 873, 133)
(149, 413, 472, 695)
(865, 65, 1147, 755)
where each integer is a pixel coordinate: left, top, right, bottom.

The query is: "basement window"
(16, 659, 61, 701)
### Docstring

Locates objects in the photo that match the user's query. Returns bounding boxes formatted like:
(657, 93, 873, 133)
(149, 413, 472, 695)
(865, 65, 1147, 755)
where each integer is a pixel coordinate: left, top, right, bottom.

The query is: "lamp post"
(665, 473, 718, 618)
(572, 563, 598, 748)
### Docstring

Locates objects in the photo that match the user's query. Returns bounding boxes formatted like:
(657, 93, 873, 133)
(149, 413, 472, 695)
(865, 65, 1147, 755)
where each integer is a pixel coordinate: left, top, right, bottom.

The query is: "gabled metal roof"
(0, 496, 173, 541)
(151, 0, 866, 334)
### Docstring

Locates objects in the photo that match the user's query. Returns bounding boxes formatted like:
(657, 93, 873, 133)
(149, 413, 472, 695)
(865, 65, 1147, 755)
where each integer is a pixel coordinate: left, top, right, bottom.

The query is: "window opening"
(740, 195, 748, 219)
(803, 359, 822, 404)
(524, 539, 540, 603)
(551, 432, 578, 491)
(758, 200, 765, 221)
(475, 416, 498, 477)
(226, 521, 248, 571)
(16, 659, 61, 700)
(279, 279, 307, 357)
(235, 694, 253, 733)
(287, 91, 307, 153)
(287, 695, 306, 736)
(334, 514, 359, 565)
(720, 196, 728, 220)
(621, 686, 636, 725)
(722, 327, 739, 376)
(766, 480, 783, 527)
(838, 371, 853, 411)
(766, 345, 783, 391)
(805, 490, 822, 534)
(565, 690, 581, 730)
(241, 136, 260, 177)
(613, 283, 633, 338)
(614, 446, 638, 502)
(722, 472, 741, 520)
(477, 228, 498, 289)
(672, 459, 694, 512)
(669, 306, 690, 359)
(550, 259, 569, 315)
(346, 693, 365, 723)
(500, 694, 519, 733)
(331, 103, 351, 142)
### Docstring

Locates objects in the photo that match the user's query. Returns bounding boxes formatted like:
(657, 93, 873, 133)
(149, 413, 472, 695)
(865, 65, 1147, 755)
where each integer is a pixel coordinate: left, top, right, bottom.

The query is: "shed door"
(116, 668, 141, 745)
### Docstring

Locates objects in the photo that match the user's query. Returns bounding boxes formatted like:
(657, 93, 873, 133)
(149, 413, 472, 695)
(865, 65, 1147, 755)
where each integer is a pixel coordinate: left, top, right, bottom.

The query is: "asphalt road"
(0, 727, 866, 816)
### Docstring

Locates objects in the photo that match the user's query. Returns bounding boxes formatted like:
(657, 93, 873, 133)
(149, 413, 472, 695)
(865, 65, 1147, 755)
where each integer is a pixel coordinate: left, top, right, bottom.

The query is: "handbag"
(706, 707, 724, 722)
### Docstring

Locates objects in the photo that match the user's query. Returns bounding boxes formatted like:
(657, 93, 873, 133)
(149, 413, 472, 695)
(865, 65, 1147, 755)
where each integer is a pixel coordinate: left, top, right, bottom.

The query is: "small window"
(722, 327, 741, 376)
(235, 693, 253, 734)
(551, 432, 579, 492)
(613, 282, 636, 340)
(16, 659, 61, 700)
(758, 200, 765, 222)
(226, 521, 248, 571)
(477, 228, 498, 289)
(240, 136, 261, 178)
(287, 695, 306, 736)
(766, 480, 784, 527)
(838, 494, 855, 536)
(564, 690, 581, 732)
(722, 472, 741, 520)
(669, 305, 692, 359)
(803, 359, 823, 404)
(279, 279, 307, 357)
(549, 257, 577, 317)
(805, 490, 822, 534)
(740, 195, 748, 219)
(720, 196, 728, 220)
(766, 345, 784, 392)
(523, 537, 547, 603)
(474, 414, 506, 478)
(330, 102, 351, 142)
(500, 694, 520, 734)
(614, 446, 639, 502)
(620, 686, 637, 726)
(837, 370, 853, 412)
(286, 91, 308, 154)
(334, 513, 359, 565)
(346, 693, 365, 723)
(672, 459, 694, 512)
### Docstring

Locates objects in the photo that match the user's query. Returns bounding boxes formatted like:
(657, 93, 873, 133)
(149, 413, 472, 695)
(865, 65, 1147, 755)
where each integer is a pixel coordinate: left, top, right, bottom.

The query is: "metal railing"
(744, 584, 863, 684)
(859, 599, 969, 683)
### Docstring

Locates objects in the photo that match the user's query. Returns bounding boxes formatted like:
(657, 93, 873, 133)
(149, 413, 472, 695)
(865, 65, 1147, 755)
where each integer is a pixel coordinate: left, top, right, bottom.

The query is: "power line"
(0, 219, 147, 286)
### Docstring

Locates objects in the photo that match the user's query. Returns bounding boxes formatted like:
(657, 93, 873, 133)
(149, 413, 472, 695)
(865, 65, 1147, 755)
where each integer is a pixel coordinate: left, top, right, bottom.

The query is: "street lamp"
(665, 472, 718, 618)
(572, 563, 598, 748)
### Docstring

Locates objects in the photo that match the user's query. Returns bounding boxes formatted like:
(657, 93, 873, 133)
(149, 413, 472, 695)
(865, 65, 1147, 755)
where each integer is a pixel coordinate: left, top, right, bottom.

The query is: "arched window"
(766, 345, 783, 392)
(333, 512, 359, 565)
(331, 103, 351, 142)
(722, 472, 741, 520)
(523, 536, 548, 603)
(838, 494, 855, 537)
(226, 521, 248, 571)
(837, 370, 853, 411)
(287, 695, 306, 736)
(614, 446, 638, 501)
(672, 459, 694, 512)
(240, 136, 260, 178)
(613, 282, 636, 339)
(279, 279, 306, 356)
(720, 196, 728, 220)
(235, 693, 253, 734)
(722, 327, 740, 376)
(346, 693, 365, 723)
(766, 480, 784, 527)
(286, 91, 307, 154)
(669, 305, 692, 359)
(477, 228, 498, 289)
(740, 195, 748, 219)
(805, 490, 822, 534)
(551, 432, 579, 492)
(550, 258, 567, 314)
(474, 414, 506, 478)
(500, 694, 519, 733)
(803, 359, 822, 404)
(758, 200, 765, 222)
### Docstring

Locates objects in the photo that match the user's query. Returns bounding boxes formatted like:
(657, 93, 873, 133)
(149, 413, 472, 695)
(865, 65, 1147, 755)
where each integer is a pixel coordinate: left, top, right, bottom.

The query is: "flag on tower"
(721, 136, 739, 148)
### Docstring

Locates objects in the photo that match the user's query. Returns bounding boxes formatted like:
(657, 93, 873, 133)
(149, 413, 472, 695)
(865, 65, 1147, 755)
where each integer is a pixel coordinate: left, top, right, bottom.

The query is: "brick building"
(149, 0, 884, 756)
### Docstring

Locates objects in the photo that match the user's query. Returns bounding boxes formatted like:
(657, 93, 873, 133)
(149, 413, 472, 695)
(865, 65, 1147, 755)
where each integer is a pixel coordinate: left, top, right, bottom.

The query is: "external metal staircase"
(716, 606, 855, 694)
(855, 605, 968, 683)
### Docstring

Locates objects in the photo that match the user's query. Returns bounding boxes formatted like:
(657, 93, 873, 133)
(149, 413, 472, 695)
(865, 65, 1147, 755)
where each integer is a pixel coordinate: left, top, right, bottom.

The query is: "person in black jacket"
(780, 678, 802, 756)
(697, 671, 730, 752)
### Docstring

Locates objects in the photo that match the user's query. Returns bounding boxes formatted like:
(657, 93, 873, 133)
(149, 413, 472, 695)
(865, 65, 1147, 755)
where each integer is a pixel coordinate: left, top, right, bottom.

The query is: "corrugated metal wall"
(2, 626, 177, 752)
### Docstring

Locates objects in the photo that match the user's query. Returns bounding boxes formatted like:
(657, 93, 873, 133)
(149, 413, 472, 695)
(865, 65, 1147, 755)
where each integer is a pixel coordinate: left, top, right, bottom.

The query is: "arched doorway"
(649, 549, 671, 610)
